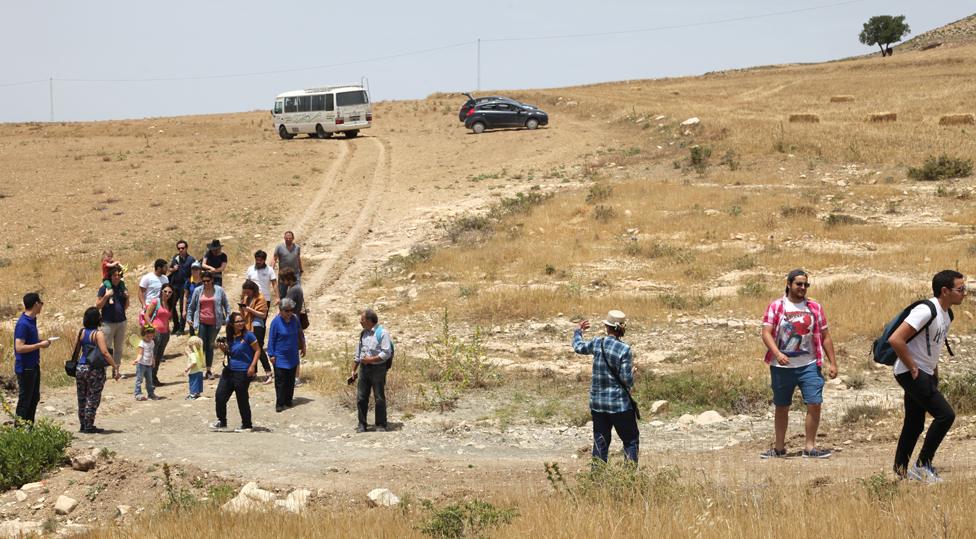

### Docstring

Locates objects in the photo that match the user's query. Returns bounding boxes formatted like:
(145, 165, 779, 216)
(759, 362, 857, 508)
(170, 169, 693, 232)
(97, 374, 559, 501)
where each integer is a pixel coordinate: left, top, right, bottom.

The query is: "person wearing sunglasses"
(888, 270, 966, 483)
(187, 271, 231, 380)
(760, 269, 837, 460)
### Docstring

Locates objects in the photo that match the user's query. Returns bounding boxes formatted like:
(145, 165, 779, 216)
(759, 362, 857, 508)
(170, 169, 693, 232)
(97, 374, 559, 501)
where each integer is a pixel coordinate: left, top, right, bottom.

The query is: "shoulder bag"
(600, 339, 641, 420)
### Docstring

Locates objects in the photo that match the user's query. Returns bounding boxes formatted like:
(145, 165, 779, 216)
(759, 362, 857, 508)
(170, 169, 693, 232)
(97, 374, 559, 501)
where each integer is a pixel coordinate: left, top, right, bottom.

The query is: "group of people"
(572, 268, 964, 484)
(12, 256, 965, 481)
(11, 230, 394, 435)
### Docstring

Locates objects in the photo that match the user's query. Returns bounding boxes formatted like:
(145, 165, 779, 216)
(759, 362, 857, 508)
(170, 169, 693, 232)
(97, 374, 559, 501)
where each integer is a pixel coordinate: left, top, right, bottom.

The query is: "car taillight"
(335, 118, 344, 125)
(466, 108, 475, 117)
(366, 113, 372, 121)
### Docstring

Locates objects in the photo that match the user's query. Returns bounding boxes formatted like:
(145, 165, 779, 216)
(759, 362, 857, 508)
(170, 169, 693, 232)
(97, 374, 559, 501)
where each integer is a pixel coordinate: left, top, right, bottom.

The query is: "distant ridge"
(899, 13, 976, 51)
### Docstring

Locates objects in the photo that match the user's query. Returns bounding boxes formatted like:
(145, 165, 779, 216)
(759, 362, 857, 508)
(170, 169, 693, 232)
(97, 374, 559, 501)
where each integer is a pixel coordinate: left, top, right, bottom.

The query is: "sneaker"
(908, 462, 944, 483)
(801, 448, 832, 459)
(204, 371, 213, 380)
(262, 374, 274, 385)
(375, 425, 387, 433)
(135, 395, 147, 401)
(209, 420, 227, 431)
(356, 424, 367, 433)
(234, 425, 253, 433)
(760, 448, 786, 459)
(275, 405, 286, 413)
(294, 377, 302, 387)
(185, 395, 195, 400)
(148, 395, 161, 401)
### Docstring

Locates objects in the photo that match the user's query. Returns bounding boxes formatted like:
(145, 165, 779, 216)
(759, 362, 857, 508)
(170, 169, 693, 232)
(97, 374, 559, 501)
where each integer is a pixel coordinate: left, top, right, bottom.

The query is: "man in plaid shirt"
(573, 310, 638, 463)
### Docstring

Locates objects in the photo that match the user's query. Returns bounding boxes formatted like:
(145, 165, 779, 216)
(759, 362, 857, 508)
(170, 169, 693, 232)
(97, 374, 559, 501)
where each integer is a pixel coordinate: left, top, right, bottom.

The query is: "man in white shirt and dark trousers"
(888, 270, 966, 482)
(350, 309, 392, 433)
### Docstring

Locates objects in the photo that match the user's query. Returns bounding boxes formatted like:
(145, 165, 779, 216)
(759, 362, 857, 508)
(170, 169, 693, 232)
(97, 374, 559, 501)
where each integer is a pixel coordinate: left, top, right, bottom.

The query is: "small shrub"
(860, 472, 899, 505)
(162, 463, 197, 511)
(824, 213, 865, 227)
(689, 145, 712, 174)
(207, 484, 236, 505)
(544, 264, 556, 275)
(730, 255, 756, 271)
(846, 372, 867, 390)
(592, 205, 617, 222)
(659, 292, 688, 310)
(780, 205, 817, 218)
(633, 369, 767, 415)
(586, 183, 614, 203)
(842, 404, 890, 424)
(738, 276, 768, 297)
(419, 499, 518, 539)
(908, 155, 973, 181)
(719, 149, 740, 171)
(941, 372, 976, 413)
(0, 415, 73, 491)
(573, 462, 683, 504)
(392, 244, 434, 269)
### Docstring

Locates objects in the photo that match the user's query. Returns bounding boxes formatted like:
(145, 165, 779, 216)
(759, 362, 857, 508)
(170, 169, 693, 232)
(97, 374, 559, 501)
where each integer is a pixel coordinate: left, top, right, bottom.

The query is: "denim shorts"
(770, 362, 824, 406)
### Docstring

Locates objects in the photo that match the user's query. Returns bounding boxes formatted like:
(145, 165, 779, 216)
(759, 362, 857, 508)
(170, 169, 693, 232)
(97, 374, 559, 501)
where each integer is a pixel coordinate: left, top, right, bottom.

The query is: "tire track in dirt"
(300, 137, 389, 299)
(286, 142, 352, 242)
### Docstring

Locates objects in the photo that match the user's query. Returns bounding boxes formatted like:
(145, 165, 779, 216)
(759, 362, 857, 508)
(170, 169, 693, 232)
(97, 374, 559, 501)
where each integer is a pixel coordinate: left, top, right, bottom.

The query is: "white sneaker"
(908, 463, 944, 484)
(234, 425, 253, 433)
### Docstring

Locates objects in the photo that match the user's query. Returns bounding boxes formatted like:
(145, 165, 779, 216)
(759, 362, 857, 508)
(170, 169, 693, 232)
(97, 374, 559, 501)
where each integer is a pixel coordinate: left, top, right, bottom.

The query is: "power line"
(0, 79, 47, 88)
(56, 41, 472, 83)
(483, 0, 870, 42)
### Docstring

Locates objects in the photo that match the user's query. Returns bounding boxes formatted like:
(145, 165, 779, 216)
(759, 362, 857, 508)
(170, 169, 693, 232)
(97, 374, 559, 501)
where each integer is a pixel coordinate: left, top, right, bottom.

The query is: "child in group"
(132, 325, 157, 400)
(101, 249, 126, 304)
(184, 336, 205, 399)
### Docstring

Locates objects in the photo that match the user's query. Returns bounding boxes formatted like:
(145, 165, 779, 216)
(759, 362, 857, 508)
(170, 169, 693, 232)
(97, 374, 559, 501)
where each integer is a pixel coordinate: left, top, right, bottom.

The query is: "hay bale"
(868, 112, 897, 123)
(789, 113, 820, 123)
(830, 95, 855, 103)
(939, 114, 975, 126)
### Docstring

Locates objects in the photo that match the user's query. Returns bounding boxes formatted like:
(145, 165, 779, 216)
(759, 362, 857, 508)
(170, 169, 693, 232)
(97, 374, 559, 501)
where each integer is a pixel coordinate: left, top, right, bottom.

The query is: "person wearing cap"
(168, 239, 196, 335)
(183, 261, 204, 337)
(13, 292, 51, 424)
(573, 310, 639, 464)
(202, 239, 228, 287)
(760, 269, 838, 459)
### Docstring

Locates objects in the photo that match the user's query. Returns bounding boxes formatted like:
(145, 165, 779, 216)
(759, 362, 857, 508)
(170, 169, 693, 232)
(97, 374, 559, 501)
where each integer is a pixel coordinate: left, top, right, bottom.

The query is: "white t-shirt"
(137, 339, 155, 366)
(139, 272, 169, 305)
(772, 299, 819, 368)
(894, 298, 951, 376)
(245, 264, 277, 300)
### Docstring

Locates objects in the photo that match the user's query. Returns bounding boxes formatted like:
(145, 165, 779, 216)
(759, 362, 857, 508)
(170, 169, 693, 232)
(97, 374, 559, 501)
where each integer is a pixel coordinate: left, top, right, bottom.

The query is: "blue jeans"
(591, 410, 639, 463)
(198, 324, 219, 371)
(770, 362, 824, 406)
(188, 372, 204, 396)
(134, 363, 155, 397)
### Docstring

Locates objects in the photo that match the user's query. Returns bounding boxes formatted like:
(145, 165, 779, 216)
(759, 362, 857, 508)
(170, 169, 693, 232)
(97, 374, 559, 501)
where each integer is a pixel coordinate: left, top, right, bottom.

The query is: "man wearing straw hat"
(573, 310, 639, 464)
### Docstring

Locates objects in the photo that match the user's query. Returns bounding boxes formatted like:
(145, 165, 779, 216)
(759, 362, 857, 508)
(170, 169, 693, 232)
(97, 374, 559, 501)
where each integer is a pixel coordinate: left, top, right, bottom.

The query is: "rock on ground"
(695, 410, 725, 426)
(650, 400, 669, 414)
(0, 519, 42, 538)
(54, 495, 79, 515)
(71, 455, 97, 472)
(367, 488, 400, 507)
(275, 489, 311, 514)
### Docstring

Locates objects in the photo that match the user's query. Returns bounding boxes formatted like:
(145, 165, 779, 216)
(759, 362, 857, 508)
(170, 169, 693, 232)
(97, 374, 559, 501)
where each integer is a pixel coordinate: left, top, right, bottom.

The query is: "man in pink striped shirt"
(760, 269, 838, 459)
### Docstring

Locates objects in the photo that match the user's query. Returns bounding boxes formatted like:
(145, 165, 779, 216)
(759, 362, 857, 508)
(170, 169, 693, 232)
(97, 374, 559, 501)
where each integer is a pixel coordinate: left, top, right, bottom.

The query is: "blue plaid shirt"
(573, 330, 634, 413)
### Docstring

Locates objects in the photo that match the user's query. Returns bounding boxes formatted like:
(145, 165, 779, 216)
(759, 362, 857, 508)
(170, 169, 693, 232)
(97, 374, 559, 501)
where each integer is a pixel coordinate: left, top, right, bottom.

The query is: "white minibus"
(272, 85, 372, 139)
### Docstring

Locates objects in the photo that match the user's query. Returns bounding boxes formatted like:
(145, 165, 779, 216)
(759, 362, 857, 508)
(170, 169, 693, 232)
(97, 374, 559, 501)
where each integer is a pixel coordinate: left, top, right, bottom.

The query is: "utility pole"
(476, 38, 481, 91)
(49, 77, 54, 122)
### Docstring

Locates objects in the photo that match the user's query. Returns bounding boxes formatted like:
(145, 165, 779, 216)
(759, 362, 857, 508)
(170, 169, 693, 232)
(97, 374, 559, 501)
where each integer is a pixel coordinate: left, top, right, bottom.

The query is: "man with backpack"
(886, 270, 965, 482)
(350, 308, 393, 433)
(760, 269, 837, 459)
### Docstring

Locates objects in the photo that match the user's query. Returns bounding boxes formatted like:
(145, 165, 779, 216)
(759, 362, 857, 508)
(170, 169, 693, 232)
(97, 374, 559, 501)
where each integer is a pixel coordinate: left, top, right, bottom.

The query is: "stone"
(727, 320, 745, 329)
(116, 505, 131, 517)
(367, 488, 400, 508)
(0, 520, 42, 538)
(222, 493, 262, 513)
(150, 418, 161, 424)
(71, 455, 96, 472)
(240, 482, 276, 502)
(680, 117, 700, 127)
(676, 414, 696, 426)
(694, 410, 725, 426)
(14, 491, 27, 503)
(275, 489, 311, 514)
(650, 400, 669, 414)
(19, 482, 43, 492)
(649, 420, 665, 427)
(54, 495, 79, 515)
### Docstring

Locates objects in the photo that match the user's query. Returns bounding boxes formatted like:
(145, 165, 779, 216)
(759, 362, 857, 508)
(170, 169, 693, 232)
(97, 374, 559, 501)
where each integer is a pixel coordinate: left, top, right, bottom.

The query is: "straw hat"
(603, 310, 626, 329)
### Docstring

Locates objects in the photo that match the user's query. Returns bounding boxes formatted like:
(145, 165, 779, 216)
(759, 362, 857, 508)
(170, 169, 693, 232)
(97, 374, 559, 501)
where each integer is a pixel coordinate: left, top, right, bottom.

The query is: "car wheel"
(316, 124, 333, 139)
(525, 118, 539, 130)
(471, 122, 486, 134)
(278, 125, 294, 140)
(344, 130, 359, 138)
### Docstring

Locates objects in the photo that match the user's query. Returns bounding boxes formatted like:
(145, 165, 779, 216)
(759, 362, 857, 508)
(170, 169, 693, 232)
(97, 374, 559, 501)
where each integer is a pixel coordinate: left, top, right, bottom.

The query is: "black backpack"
(871, 299, 954, 366)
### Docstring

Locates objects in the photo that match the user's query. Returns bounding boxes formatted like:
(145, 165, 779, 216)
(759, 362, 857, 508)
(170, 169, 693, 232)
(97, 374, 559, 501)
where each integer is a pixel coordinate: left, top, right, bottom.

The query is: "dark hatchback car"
(459, 93, 548, 134)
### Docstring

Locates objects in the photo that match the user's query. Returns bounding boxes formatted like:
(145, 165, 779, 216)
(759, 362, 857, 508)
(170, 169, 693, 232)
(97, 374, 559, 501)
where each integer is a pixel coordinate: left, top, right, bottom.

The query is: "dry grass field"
(3, 19, 976, 539)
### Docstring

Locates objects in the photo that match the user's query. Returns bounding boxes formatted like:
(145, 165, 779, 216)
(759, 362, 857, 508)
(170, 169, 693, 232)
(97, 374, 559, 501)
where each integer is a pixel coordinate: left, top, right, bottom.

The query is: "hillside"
(900, 12, 976, 51)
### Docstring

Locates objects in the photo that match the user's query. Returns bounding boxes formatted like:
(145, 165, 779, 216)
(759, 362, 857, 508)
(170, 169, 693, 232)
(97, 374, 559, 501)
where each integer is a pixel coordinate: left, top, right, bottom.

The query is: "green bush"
(546, 461, 684, 505)
(419, 499, 518, 539)
(908, 155, 973, 181)
(689, 145, 712, 174)
(941, 372, 976, 413)
(0, 418, 73, 491)
(633, 369, 767, 415)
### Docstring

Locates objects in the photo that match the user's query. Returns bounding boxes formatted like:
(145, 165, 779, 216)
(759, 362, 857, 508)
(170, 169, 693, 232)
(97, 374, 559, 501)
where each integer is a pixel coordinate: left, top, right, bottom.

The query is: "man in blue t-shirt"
(13, 293, 51, 424)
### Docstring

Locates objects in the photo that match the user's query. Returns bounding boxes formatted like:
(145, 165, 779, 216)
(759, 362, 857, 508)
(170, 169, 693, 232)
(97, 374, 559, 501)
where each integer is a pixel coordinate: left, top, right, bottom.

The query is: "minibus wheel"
(316, 124, 332, 139)
(278, 125, 294, 140)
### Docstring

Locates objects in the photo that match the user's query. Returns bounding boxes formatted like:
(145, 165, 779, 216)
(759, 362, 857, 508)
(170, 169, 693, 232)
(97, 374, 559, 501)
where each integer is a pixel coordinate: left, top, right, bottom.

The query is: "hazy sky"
(1, 0, 972, 122)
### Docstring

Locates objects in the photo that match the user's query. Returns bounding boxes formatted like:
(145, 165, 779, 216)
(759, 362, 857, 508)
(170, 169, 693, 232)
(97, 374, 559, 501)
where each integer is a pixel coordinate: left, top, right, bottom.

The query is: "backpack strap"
(70, 328, 85, 362)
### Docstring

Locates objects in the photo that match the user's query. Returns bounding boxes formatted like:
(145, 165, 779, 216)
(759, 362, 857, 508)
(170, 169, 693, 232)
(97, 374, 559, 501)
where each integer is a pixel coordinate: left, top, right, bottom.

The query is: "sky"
(1, 0, 972, 122)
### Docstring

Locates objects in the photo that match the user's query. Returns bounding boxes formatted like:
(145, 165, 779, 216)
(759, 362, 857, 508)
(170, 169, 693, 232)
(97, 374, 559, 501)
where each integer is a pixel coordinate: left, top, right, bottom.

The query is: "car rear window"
(337, 91, 368, 107)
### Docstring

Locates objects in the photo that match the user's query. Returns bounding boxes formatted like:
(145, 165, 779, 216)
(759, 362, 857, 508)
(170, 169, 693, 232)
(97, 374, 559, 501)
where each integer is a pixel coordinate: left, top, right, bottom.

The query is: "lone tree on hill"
(859, 15, 910, 57)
